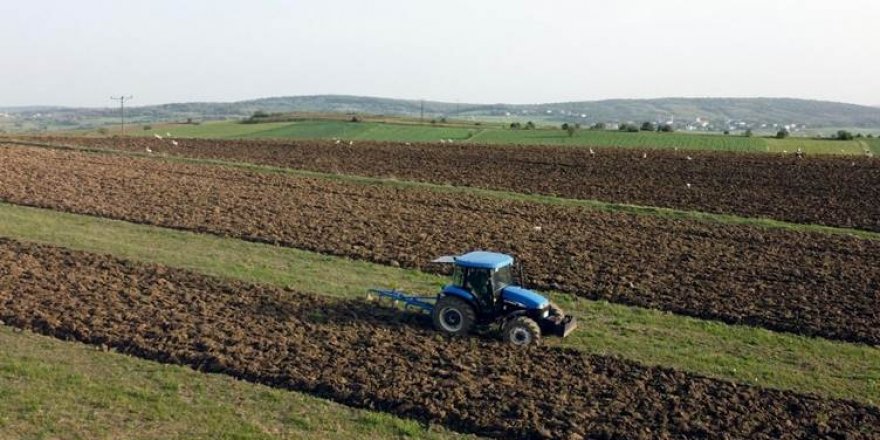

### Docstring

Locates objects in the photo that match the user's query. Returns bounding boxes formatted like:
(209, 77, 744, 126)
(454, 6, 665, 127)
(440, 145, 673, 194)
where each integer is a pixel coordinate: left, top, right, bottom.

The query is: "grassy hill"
(5, 95, 880, 133)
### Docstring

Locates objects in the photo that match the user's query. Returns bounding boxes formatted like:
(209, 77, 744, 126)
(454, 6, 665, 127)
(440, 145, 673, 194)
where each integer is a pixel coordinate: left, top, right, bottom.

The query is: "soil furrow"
(1, 237, 877, 440)
(1, 145, 878, 345)
(26, 136, 880, 232)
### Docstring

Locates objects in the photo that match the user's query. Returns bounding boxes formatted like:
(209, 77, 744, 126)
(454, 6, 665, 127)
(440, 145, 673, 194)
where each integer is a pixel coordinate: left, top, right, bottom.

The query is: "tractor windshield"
(492, 266, 514, 291)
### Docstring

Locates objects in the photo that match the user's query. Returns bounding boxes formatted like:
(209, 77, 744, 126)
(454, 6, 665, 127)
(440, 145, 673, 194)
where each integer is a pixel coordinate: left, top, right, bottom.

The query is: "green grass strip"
(0, 202, 877, 406)
(4, 139, 879, 241)
(0, 326, 474, 440)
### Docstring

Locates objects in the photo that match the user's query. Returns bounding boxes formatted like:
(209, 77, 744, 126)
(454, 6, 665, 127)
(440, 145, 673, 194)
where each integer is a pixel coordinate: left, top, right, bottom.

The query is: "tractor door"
(464, 268, 494, 313)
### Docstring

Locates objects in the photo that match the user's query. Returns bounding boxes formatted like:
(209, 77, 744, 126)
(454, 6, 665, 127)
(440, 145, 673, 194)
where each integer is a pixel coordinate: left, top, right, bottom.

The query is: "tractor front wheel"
(503, 316, 541, 346)
(432, 296, 476, 336)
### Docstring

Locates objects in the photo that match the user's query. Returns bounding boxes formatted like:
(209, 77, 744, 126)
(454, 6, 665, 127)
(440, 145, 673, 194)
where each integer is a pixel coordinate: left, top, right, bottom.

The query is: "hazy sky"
(2, 0, 878, 107)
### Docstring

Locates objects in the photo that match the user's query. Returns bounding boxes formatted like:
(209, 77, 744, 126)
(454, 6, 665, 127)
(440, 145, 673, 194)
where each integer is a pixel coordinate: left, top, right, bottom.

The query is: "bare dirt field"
(1, 237, 877, 440)
(30, 136, 880, 231)
(1, 144, 878, 345)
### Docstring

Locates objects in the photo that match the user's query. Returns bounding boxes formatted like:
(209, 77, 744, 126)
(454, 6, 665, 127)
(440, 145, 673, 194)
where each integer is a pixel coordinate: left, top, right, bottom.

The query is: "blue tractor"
(370, 251, 576, 345)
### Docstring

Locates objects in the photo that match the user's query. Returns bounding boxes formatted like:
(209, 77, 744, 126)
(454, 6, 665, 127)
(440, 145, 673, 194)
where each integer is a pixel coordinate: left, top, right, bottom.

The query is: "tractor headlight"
(540, 308, 549, 319)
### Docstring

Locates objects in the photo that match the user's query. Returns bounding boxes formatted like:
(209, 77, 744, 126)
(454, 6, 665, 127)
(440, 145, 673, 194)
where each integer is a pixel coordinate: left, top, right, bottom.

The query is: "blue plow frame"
(368, 288, 437, 313)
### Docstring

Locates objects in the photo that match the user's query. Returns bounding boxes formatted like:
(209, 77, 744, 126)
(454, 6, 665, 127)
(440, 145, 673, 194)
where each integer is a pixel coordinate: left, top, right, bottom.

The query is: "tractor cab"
(429, 251, 576, 345)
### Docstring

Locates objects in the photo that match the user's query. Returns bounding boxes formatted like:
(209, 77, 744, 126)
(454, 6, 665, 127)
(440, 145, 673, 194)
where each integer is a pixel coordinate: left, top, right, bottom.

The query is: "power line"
(110, 95, 133, 137)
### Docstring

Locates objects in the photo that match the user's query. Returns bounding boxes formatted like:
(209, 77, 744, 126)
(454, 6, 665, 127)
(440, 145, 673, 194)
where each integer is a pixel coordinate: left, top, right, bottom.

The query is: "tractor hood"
(501, 286, 549, 310)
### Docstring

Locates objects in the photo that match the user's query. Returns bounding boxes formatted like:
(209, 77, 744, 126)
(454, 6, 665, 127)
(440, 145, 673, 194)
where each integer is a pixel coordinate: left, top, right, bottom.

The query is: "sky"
(1, 0, 878, 108)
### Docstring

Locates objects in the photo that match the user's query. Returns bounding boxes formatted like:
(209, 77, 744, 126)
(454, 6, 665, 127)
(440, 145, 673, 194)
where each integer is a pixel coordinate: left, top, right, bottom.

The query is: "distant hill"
(5, 95, 880, 131)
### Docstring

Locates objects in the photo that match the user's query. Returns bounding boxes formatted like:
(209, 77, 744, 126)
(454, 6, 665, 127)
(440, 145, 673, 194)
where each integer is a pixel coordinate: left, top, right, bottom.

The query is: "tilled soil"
(1, 145, 879, 345)
(27, 135, 880, 232)
(1, 237, 878, 440)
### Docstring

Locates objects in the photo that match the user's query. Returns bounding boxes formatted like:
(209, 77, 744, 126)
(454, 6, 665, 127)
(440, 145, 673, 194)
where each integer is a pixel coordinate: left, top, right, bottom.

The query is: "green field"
(78, 119, 876, 155)
(471, 128, 766, 151)
(766, 137, 867, 155)
(0, 327, 470, 440)
(867, 138, 880, 154)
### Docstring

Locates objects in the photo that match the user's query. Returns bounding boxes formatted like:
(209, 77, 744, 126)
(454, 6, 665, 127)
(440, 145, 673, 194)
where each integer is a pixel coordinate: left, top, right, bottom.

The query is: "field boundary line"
(2, 138, 879, 241)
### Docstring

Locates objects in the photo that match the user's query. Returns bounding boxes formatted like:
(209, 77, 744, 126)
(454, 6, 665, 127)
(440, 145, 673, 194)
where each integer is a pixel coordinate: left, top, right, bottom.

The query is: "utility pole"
(420, 99, 424, 124)
(110, 95, 134, 136)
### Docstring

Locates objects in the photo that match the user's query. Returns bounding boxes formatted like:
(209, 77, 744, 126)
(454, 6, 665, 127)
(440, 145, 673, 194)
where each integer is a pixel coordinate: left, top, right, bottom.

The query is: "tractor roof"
(454, 251, 513, 270)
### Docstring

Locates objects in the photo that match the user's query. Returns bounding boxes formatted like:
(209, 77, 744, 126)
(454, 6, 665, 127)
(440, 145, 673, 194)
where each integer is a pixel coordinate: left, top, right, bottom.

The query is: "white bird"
(533, 226, 542, 232)
(674, 147, 679, 152)
(154, 134, 163, 140)
(589, 147, 595, 156)
(642, 152, 647, 159)
(405, 142, 411, 146)
(166, 132, 172, 137)
(440, 139, 447, 144)
(145, 146, 153, 153)
(171, 140, 179, 146)
(335, 139, 341, 145)
(349, 141, 354, 146)
(686, 155, 693, 161)
(686, 183, 692, 189)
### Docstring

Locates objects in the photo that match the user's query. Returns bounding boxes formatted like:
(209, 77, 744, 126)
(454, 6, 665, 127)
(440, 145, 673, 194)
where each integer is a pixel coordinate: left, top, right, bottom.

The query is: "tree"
(509, 122, 522, 129)
(565, 124, 577, 137)
(525, 121, 535, 130)
(561, 123, 570, 130)
(143, 124, 152, 131)
(744, 129, 753, 137)
(776, 130, 790, 139)
(723, 130, 730, 135)
(836, 130, 854, 141)
(640, 122, 655, 132)
(591, 122, 606, 130)
(658, 124, 674, 133)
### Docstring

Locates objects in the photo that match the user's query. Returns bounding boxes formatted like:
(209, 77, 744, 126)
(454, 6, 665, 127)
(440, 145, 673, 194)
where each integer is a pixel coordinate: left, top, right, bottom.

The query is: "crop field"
(471, 128, 767, 151)
(1, 144, 878, 345)
(2, 238, 879, 439)
(765, 137, 869, 155)
(28, 136, 880, 231)
(82, 118, 873, 154)
(868, 138, 880, 154)
(1, 137, 879, 439)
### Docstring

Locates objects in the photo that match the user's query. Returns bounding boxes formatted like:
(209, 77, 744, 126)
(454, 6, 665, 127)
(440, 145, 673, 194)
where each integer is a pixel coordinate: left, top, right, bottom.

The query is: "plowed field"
(1, 145, 878, 345)
(31, 136, 880, 231)
(1, 238, 877, 440)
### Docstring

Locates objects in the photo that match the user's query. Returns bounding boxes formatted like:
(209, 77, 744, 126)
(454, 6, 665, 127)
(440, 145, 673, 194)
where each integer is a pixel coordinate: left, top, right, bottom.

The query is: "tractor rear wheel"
(503, 316, 541, 346)
(432, 296, 476, 336)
